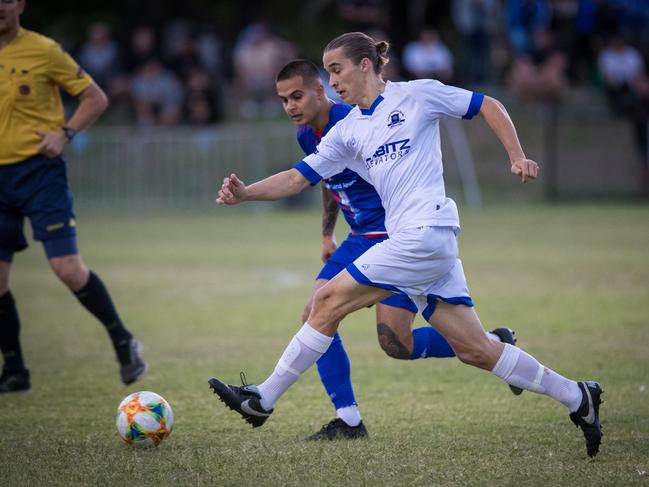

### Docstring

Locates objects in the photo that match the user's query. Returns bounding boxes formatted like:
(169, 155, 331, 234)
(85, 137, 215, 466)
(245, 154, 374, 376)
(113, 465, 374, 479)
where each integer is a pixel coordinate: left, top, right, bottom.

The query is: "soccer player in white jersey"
(276, 59, 521, 441)
(209, 32, 603, 457)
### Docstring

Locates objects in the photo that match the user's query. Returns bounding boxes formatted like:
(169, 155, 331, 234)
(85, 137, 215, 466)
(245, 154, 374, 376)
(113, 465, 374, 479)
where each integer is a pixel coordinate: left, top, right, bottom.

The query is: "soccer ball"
(116, 391, 173, 447)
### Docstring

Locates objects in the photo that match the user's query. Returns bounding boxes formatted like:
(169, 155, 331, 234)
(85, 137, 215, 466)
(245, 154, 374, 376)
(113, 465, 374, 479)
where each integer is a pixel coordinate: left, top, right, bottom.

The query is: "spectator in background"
(168, 29, 203, 81)
(165, 27, 223, 124)
(598, 33, 649, 195)
(402, 28, 453, 82)
(124, 25, 159, 73)
(233, 22, 297, 119)
(613, 0, 649, 53)
(569, 0, 599, 83)
(452, 0, 499, 84)
(184, 68, 221, 124)
(505, 0, 552, 55)
(337, 0, 386, 32)
(131, 58, 184, 126)
(507, 27, 568, 104)
(77, 22, 121, 90)
(106, 25, 160, 121)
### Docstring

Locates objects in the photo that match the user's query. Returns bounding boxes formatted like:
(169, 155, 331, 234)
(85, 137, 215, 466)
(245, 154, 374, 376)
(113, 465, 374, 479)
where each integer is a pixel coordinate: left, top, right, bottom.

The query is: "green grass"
(1, 204, 649, 486)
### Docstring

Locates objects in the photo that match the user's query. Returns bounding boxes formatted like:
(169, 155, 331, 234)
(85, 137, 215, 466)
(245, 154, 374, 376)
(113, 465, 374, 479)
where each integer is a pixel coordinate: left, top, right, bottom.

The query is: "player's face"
(323, 47, 366, 105)
(276, 76, 323, 126)
(0, 0, 24, 36)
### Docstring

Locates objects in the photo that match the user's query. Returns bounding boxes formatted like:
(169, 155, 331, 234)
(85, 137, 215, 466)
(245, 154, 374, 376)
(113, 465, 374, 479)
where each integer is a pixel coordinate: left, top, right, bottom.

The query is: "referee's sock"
(0, 291, 26, 372)
(73, 271, 132, 347)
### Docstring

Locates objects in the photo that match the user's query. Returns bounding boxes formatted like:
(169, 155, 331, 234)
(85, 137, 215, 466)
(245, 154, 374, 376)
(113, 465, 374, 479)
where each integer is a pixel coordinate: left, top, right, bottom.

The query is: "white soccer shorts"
(346, 226, 473, 320)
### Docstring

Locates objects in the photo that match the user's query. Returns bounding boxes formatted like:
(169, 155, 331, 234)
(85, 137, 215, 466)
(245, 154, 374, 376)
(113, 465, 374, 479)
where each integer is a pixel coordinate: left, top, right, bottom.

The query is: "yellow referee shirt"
(0, 28, 93, 165)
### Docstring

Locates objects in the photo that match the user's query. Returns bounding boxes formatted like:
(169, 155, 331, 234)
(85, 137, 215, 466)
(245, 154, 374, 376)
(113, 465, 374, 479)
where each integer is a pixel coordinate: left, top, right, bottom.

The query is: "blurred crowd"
(72, 0, 649, 160)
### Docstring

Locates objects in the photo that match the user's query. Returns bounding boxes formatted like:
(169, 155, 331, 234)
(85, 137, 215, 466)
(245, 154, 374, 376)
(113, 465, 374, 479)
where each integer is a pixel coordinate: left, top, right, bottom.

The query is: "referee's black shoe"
(490, 327, 524, 396)
(0, 368, 31, 393)
(305, 418, 368, 441)
(208, 374, 273, 428)
(117, 337, 148, 385)
(569, 381, 603, 457)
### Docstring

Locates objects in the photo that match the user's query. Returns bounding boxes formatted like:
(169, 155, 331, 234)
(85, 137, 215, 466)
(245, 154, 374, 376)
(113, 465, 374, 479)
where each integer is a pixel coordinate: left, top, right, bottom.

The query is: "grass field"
(1, 204, 648, 486)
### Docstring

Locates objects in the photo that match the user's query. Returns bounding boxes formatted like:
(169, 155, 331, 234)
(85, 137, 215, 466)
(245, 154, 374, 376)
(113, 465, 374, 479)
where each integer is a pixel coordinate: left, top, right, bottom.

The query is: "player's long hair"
(325, 32, 390, 74)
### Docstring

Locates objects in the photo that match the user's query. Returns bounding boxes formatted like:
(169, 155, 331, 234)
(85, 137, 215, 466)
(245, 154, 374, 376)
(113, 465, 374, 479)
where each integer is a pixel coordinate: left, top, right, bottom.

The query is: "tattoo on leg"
(377, 323, 410, 360)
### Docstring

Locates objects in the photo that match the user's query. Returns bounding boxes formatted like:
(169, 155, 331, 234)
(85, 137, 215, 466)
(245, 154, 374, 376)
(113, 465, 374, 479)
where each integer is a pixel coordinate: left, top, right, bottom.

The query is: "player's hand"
(36, 130, 68, 158)
(510, 157, 539, 183)
(321, 235, 337, 263)
(216, 173, 246, 205)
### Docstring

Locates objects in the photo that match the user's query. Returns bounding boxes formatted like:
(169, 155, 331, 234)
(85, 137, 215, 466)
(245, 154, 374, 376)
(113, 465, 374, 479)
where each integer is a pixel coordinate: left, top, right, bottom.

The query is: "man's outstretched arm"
(216, 168, 311, 205)
(479, 95, 539, 183)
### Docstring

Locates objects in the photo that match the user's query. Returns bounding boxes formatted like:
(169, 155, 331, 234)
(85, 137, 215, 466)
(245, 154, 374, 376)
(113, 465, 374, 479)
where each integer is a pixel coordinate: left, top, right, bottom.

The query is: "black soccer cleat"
(0, 368, 31, 394)
(117, 337, 148, 385)
(490, 327, 524, 396)
(208, 373, 273, 428)
(305, 418, 369, 441)
(569, 381, 603, 458)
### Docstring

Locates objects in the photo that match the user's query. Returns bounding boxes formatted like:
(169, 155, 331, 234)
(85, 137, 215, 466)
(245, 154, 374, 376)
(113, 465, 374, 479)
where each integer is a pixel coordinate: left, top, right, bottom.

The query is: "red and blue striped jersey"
(296, 103, 387, 237)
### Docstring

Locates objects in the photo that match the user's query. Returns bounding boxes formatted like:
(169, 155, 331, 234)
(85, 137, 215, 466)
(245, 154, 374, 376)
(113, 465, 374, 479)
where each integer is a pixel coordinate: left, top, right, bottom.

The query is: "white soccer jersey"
(296, 80, 483, 236)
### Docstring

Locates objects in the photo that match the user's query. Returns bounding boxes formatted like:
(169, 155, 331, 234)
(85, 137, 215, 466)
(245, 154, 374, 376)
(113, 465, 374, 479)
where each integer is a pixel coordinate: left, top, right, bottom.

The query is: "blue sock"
(411, 326, 455, 359)
(316, 332, 357, 409)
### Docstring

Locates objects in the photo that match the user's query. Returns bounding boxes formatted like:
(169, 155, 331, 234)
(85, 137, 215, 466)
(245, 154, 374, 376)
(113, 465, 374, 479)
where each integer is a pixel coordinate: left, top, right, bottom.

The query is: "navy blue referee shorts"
(0, 154, 78, 262)
(317, 233, 418, 313)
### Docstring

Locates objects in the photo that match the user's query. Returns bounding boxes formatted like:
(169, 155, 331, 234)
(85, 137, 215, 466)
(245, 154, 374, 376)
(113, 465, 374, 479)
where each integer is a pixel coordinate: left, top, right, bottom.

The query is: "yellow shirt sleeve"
(47, 41, 93, 97)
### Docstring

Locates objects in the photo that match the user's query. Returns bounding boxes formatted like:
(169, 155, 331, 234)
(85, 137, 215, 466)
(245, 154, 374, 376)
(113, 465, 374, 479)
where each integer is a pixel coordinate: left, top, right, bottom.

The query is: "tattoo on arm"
(321, 185, 339, 237)
(376, 322, 411, 360)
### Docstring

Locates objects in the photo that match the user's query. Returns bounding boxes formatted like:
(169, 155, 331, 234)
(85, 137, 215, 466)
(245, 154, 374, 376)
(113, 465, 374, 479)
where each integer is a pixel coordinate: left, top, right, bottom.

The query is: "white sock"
(336, 405, 362, 427)
(486, 332, 500, 342)
(491, 343, 582, 411)
(257, 323, 333, 411)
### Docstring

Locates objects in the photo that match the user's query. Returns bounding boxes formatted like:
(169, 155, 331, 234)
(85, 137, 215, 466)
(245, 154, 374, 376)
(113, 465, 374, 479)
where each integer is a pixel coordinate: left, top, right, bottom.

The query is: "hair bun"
(375, 41, 390, 56)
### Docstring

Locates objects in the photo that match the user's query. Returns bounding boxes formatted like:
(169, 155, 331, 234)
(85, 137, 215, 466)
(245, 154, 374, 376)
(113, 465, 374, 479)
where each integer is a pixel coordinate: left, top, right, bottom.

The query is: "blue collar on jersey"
(360, 95, 384, 116)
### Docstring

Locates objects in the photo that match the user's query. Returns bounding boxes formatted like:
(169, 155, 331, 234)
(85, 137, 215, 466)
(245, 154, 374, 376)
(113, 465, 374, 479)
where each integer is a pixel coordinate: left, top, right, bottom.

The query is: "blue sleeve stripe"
(462, 92, 484, 120)
(294, 161, 322, 186)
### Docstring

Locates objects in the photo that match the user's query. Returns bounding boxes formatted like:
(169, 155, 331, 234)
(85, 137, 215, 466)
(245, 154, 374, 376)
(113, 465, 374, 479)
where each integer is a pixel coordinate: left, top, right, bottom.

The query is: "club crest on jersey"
(387, 110, 405, 128)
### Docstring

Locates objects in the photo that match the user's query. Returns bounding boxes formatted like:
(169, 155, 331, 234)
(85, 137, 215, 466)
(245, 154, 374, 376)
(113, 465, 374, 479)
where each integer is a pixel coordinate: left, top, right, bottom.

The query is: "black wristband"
(63, 126, 77, 141)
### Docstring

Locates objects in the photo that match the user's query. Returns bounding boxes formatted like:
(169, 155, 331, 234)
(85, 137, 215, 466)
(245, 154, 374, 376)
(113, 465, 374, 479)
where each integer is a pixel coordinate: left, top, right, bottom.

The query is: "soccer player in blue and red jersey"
(273, 59, 520, 440)
(0, 0, 146, 392)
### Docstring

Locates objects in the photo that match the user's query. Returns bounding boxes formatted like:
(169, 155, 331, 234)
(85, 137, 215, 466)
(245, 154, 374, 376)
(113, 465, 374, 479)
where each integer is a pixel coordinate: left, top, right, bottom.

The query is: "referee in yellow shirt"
(0, 0, 146, 392)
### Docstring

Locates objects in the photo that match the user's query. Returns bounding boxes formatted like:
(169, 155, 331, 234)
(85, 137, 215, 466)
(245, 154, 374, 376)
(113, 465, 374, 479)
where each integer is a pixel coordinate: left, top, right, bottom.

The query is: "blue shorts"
(317, 233, 418, 313)
(0, 154, 78, 262)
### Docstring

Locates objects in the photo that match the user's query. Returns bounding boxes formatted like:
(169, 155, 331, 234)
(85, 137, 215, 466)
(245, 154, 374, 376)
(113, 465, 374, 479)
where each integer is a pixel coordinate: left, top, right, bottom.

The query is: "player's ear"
(315, 81, 325, 99)
(360, 57, 371, 73)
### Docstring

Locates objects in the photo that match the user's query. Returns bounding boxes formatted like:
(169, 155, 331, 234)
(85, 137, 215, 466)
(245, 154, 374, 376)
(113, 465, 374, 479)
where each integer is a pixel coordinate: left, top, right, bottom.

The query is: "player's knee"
(376, 323, 411, 360)
(301, 304, 311, 324)
(311, 287, 346, 323)
(51, 261, 86, 289)
(455, 345, 493, 369)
